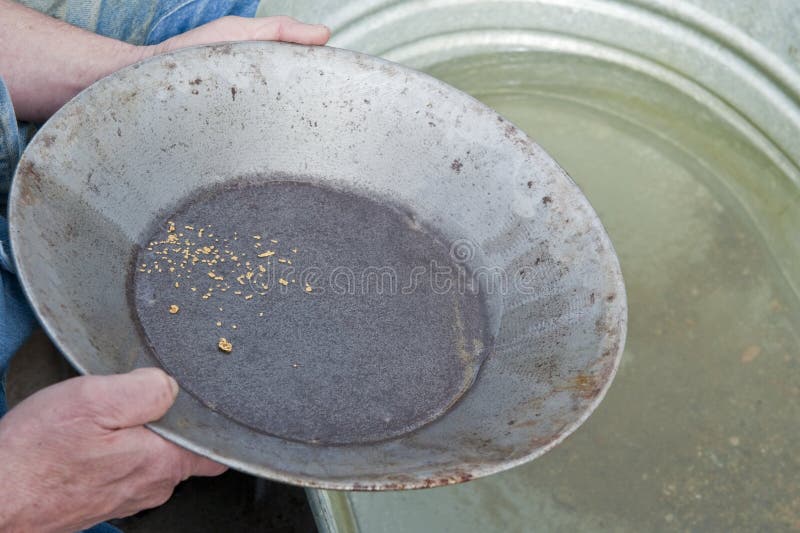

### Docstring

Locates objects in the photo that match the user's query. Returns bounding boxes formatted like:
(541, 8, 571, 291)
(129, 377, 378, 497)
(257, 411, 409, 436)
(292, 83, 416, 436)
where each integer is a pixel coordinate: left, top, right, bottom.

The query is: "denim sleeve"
(21, 0, 259, 45)
(0, 75, 37, 418)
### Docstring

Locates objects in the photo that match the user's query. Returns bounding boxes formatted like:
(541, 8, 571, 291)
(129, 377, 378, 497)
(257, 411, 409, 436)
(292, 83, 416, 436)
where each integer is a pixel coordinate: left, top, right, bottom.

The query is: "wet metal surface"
(9, 42, 626, 489)
(132, 179, 490, 444)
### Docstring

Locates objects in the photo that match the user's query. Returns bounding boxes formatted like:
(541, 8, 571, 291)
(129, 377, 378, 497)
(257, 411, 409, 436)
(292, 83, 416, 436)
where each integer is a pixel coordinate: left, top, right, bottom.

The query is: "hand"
(0, 0, 331, 122)
(0, 368, 225, 532)
(148, 15, 330, 56)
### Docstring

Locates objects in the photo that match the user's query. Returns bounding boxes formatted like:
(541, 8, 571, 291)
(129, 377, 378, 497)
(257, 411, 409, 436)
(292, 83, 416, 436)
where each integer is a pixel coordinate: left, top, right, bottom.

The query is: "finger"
(152, 16, 330, 58)
(157, 441, 228, 480)
(137, 429, 228, 481)
(86, 368, 179, 429)
(248, 16, 331, 45)
(183, 452, 229, 478)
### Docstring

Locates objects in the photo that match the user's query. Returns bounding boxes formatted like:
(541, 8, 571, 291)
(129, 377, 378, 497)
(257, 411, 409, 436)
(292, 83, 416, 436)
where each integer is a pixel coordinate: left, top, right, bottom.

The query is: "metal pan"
(9, 42, 626, 490)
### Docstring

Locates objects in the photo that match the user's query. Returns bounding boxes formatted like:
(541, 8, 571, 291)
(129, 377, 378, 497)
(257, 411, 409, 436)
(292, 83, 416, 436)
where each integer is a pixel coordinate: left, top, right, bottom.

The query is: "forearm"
(0, 0, 143, 122)
(0, 4, 330, 123)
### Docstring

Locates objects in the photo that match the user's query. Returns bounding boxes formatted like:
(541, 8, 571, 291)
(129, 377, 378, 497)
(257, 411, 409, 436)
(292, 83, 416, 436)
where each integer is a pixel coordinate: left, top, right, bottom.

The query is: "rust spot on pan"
(207, 43, 234, 56)
(41, 134, 56, 148)
(16, 160, 43, 207)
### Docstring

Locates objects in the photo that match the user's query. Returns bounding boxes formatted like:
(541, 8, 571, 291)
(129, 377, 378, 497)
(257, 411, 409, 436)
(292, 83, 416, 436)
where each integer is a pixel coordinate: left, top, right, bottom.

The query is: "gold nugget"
(218, 338, 232, 353)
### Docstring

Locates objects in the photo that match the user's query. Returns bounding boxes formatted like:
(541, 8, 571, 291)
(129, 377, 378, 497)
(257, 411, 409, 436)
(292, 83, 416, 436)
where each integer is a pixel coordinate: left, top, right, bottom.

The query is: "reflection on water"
(346, 53, 800, 532)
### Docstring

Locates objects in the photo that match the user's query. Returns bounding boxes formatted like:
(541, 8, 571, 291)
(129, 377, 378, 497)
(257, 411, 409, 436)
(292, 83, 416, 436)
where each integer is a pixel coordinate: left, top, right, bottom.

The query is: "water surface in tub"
(345, 52, 800, 532)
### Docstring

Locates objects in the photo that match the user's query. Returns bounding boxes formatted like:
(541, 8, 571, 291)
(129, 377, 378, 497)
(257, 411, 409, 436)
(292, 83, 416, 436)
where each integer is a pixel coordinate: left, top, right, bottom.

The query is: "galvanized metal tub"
(255, 0, 800, 530)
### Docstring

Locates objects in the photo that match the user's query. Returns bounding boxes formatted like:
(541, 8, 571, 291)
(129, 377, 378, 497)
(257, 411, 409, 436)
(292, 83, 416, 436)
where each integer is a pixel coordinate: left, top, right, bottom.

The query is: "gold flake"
(218, 338, 232, 353)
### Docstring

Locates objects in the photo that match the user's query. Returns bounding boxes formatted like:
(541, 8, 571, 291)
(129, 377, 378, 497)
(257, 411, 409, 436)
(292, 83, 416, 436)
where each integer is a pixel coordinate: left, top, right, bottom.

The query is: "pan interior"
(131, 178, 493, 445)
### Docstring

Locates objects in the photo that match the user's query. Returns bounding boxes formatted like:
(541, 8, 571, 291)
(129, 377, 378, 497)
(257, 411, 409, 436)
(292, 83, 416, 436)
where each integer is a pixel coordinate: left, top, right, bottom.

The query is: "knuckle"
(63, 376, 108, 420)
(153, 376, 175, 407)
(149, 439, 188, 482)
(150, 481, 177, 508)
(134, 430, 170, 462)
(118, 478, 146, 507)
(128, 480, 175, 512)
(73, 375, 103, 403)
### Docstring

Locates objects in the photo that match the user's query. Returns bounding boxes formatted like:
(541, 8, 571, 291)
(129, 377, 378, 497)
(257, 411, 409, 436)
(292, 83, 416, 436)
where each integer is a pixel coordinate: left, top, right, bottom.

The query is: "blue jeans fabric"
(0, 1, 260, 530)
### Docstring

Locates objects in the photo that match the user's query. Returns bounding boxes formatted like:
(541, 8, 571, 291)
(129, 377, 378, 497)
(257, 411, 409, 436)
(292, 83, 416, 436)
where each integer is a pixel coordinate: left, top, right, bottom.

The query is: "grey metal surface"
(9, 41, 626, 489)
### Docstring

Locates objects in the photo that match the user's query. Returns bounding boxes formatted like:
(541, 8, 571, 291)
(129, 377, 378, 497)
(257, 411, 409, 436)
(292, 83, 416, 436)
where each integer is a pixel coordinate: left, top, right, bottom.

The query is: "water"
(344, 52, 800, 531)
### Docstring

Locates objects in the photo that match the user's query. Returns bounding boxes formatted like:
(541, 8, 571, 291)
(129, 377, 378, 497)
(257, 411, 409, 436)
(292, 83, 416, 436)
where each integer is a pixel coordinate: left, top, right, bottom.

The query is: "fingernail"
(168, 375, 180, 398)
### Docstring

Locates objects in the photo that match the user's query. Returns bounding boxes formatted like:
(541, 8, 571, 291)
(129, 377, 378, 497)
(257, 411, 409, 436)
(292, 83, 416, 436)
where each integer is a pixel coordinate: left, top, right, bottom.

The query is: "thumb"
(154, 16, 330, 56)
(88, 368, 180, 429)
